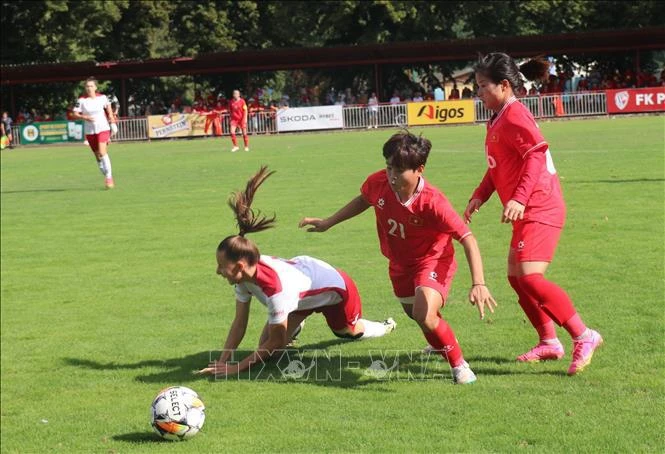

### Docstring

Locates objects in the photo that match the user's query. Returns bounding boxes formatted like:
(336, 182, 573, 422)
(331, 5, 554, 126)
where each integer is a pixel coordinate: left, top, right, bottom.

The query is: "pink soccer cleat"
(516, 341, 565, 362)
(105, 177, 115, 189)
(567, 329, 603, 376)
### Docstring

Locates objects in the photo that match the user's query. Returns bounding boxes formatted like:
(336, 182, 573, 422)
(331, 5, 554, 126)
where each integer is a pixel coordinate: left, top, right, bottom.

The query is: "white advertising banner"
(276, 105, 344, 132)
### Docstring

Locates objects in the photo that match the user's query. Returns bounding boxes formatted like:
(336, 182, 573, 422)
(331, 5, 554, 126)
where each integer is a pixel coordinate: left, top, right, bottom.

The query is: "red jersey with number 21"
(361, 170, 471, 269)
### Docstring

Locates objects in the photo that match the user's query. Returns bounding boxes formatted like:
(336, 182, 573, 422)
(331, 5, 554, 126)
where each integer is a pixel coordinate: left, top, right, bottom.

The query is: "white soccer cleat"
(244, 147, 250, 152)
(231, 146, 239, 152)
(452, 361, 477, 385)
(382, 317, 397, 334)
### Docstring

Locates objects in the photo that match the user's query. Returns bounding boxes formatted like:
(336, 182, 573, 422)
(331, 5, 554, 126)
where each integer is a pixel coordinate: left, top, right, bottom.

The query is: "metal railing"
(4, 92, 615, 147)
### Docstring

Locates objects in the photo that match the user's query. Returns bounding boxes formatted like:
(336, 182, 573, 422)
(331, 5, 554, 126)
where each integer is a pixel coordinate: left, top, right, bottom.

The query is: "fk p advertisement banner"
(606, 87, 665, 114)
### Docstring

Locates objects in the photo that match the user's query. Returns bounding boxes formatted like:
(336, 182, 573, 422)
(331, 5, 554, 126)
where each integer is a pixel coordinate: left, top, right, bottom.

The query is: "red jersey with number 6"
(229, 98, 247, 124)
(361, 170, 471, 269)
(472, 97, 565, 227)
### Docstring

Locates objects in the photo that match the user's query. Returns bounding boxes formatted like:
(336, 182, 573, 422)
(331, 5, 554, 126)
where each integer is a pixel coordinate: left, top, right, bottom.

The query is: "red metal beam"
(2, 27, 663, 85)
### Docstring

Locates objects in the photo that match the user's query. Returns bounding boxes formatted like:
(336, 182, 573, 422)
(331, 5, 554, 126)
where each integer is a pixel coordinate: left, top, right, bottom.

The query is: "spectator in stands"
(389, 90, 401, 104)
(449, 83, 460, 100)
(344, 88, 356, 105)
(412, 91, 424, 102)
(357, 90, 368, 105)
(335, 93, 345, 106)
(1, 111, 15, 149)
(434, 84, 445, 101)
(527, 84, 539, 96)
(367, 91, 379, 129)
(461, 86, 473, 99)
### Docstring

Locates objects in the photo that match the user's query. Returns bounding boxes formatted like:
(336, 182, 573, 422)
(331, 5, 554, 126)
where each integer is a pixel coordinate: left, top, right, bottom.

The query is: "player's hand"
(502, 200, 525, 223)
(468, 285, 497, 320)
(197, 360, 229, 376)
(464, 199, 483, 224)
(298, 217, 330, 232)
(110, 123, 118, 136)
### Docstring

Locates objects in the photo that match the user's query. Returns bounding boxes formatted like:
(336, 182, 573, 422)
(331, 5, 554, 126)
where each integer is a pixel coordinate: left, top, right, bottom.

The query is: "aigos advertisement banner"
(606, 87, 665, 114)
(276, 106, 344, 132)
(147, 113, 208, 138)
(407, 100, 475, 126)
(20, 120, 84, 144)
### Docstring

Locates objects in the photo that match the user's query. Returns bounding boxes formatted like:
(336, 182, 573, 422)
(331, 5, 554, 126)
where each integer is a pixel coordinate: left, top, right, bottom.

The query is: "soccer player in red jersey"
(466, 53, 602, 375)
(228, 89, 249, 152)
(71, 77, 118, 189)
(198, 167, 396, 377)
(300, 132, 497, 384)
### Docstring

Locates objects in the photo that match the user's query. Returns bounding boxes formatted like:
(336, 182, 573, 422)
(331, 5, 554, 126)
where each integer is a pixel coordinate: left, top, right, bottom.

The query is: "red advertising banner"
(606, 87, 665, 114)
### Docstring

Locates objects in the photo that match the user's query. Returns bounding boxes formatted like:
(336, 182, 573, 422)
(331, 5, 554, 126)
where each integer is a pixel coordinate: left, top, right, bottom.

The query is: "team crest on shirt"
(377, 198, 385, 209)
(408, 215, 424, 227)
(489, 133, 499, 142)
(429, 271, 438, 281)
(517, 240, 525, 250)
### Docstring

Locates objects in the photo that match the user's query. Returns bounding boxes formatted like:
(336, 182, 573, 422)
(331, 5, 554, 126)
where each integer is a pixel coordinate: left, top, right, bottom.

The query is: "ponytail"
(228, 165, 276, 237)
(218, 166, 276, 266)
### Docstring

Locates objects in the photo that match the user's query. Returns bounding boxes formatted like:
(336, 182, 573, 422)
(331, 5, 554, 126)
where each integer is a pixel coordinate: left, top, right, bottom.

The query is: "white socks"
(101, 154, 112, 178)
(358, 319, 389, 339)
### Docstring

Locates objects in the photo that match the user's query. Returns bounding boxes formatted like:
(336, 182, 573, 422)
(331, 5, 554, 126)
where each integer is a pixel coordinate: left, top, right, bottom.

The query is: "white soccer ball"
(150, 386, 205, 440)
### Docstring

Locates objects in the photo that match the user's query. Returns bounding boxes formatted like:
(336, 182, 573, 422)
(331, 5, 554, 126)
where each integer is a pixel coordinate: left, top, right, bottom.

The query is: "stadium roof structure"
(1, 27, 663, 85)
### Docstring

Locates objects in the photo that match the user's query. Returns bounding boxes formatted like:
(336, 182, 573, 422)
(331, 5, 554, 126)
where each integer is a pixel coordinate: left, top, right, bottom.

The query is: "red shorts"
(389, 257, 457, 302)
(291, 270, 362, 332)
(511, 221, 562, 262)
(85, 130, 111, 152)
(230, 121, 247, 131)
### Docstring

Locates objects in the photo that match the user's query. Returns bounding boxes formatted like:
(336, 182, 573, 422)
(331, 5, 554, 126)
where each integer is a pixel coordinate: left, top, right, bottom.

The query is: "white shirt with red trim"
(361, 170, 471, 270)
(73, 93, 111, 134)
(234, 255, 346, 324)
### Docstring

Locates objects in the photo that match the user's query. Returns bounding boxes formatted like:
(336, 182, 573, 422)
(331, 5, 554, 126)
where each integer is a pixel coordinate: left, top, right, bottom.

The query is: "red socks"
(518, 273, 586, 338)
(243, 135, 249, 147)
(423, 317, 464, 368)
(231, 134, 237, 146)
(508, 275, 557, 341)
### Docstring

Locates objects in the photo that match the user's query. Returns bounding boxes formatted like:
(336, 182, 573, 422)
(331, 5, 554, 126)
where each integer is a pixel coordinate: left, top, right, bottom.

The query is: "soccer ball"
(150, 386, 205, 440)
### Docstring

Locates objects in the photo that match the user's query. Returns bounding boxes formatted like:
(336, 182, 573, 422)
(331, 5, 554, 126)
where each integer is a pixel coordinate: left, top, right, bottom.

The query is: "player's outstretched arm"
(199, 320, 288, 376)
(460, 234, 497, 320)
(217, 300, 251, 364)
(299, 195, 371, 232)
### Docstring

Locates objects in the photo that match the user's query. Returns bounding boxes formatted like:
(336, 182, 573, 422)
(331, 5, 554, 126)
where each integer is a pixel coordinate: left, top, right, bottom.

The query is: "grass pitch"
(1, 116, 663, 452)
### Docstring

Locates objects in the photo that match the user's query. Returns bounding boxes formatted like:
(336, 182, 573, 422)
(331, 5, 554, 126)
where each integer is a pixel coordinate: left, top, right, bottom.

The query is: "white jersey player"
(199, 166, 396, 377)
(71, 77, 117, 189)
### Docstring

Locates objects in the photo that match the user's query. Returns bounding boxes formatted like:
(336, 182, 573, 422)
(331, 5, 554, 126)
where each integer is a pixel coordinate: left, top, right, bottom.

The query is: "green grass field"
(2, 116, 664, 453)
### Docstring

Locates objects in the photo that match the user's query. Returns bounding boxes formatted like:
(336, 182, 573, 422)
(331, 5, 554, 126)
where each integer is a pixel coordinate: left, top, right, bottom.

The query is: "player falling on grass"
(70, 77, 118, 189)
(299, 132, 497, 384)
(198, 166, 396, 377)
(467, 52, 602, 375)
(229, 89, 249, 152)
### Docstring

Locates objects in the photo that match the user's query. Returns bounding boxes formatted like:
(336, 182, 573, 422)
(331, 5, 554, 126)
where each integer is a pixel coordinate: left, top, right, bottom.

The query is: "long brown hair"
(217, 166, 276, 265)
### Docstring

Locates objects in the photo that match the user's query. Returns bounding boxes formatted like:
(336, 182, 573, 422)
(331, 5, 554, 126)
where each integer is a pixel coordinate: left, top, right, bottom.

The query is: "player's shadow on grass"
(63, 352, 213, 384)
(1, 188, 99, 194)
(112, 432, 168, 444)
(568, 177, 664, 184)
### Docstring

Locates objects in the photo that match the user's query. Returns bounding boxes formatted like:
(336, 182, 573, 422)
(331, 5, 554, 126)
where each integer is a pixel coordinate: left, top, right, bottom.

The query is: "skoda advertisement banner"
(606, 87, 665, 114)
(407, 100, 475, 126)
(276, 106, 344, 132)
